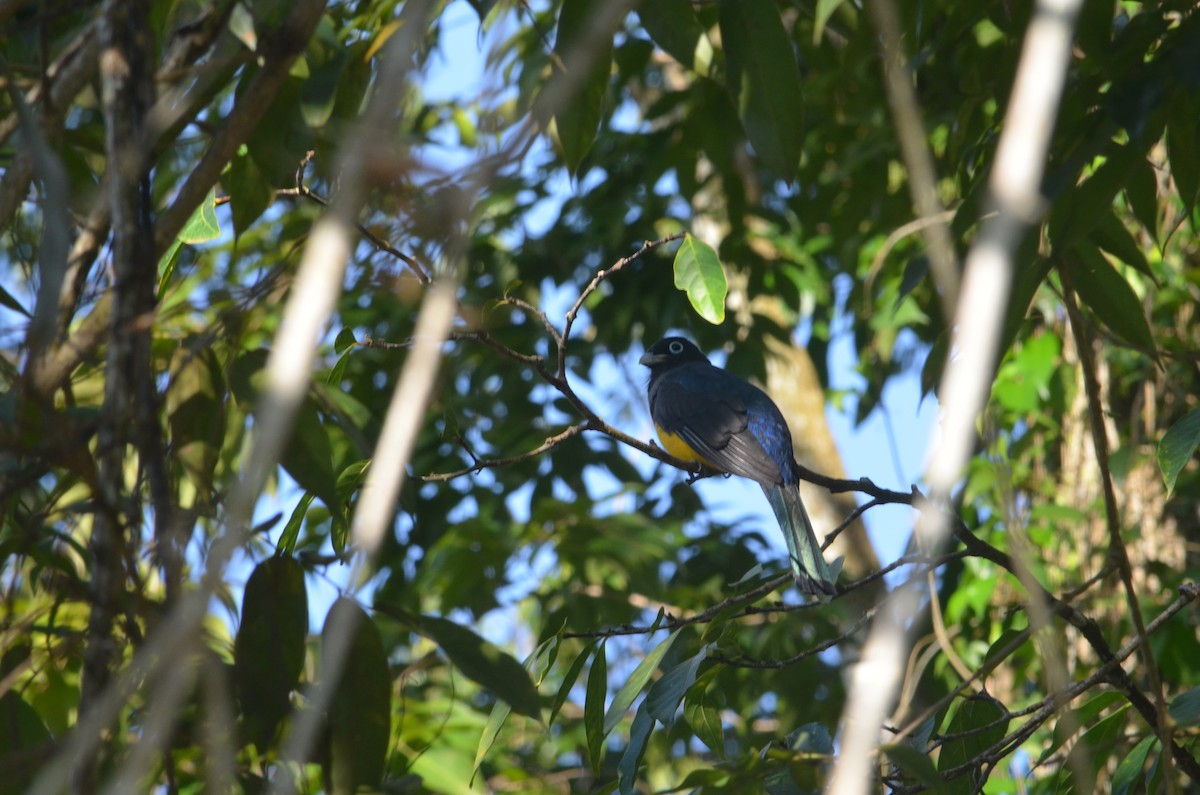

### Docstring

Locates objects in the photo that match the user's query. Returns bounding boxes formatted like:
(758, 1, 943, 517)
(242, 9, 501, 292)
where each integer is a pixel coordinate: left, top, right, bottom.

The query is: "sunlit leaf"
(673, 234, 727, 324)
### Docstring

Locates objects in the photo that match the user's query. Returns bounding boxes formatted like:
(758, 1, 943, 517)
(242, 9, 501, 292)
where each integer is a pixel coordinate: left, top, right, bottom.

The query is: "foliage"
(1, 0, 1199, 793)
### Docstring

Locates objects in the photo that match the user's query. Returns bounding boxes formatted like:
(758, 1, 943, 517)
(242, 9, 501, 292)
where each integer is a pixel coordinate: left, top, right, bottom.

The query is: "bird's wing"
(650, 366, 786, 485)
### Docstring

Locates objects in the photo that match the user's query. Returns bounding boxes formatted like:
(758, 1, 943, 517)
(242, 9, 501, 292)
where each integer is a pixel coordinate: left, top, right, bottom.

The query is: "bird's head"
(639, 337, 708, 371)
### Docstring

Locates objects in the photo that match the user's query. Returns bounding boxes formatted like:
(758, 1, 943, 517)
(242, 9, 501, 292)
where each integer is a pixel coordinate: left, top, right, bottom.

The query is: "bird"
(640, 336, 837, 596)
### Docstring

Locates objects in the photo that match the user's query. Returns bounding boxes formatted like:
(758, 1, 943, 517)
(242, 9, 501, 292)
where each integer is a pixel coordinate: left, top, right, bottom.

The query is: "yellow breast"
(655, 426, 714, 468)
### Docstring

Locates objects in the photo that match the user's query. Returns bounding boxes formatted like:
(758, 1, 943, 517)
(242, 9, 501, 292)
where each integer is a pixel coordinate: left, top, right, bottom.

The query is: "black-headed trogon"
(640, 337, 837, 596)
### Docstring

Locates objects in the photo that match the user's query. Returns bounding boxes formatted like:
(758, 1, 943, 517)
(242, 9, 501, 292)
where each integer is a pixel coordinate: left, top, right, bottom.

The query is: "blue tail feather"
(764, 484, 837, 596)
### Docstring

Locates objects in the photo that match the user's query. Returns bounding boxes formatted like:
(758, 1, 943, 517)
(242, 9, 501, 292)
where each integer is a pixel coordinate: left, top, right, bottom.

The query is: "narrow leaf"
(603, 631, 678, 734)
(673, 234, 727, 324)
(814, 0, 849, 44)
(549, 641, 594, 725)
(585, 640, 608, 773)
(617, 701, 655, 795)
(1065, 245, 1155, 351)
(1159, 409, 1200, 495)
(276, 492, 314, 557)
(417, 615, 542, 720)
(1113, 735, 1157, 795)
(645, 645, 707, 727)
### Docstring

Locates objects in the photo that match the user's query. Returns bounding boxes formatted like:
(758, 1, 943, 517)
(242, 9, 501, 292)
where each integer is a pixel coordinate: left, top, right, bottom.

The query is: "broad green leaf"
(178, 186, 221, 244)
(673, 234, 727, 324)
(645, 644, 707, 727)
(282, 396, 339, 521)
(585, 640, 607, 772)
(1124, 154, 1161, 242)
(683, 673, 724, 757)
(1159, 409, 1200, 495)
(616, 701, 654, 795)
(636, 0, 711, 75)
(415, 614, 542, 720)
(719, 0, 804, 180)
(1065, 245, 1155, 352)
(0, 691, 51, 795)
(1112, 735, 1157, 795)
(1038, 691, 1125, 764)
(227, 148, 275, 240)
(323, 598, 391, 795)
(549, 641, 594, 725)
(300, 47, 348, 128)
(937, 695, 1009, 788)
(1168, 684, 1200, 727)
(883, 745, 950, 794)
(166, 345, 227, 503)
(603, 630, 678, 734)
(548, 0, 613, 176)
(234, 557, 308, 750)
(788, 722, 834, 754)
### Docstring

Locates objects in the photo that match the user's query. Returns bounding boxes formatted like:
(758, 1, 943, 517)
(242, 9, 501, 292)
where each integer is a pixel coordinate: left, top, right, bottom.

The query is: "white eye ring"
(668, 341, 685, 354)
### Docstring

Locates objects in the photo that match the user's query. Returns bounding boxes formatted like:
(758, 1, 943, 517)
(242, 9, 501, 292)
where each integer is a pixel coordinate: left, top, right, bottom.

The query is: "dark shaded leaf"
(645, 644, 707, 727)
(719, 0, 804, 180)
(166, 345, 226, 501)
(547, 0, 613, 176)
(234, 557, 308, 750)
(585, 640, 607, 773)
(884, 744, 950, 794)
(1065, 245, 1155, 351)
(636, 0, 710, 75)
(1169, 684, 1200, 727)
(617, 701, 655, 795)
(323, 598, 391, 795)
(415, 614, 542, 720)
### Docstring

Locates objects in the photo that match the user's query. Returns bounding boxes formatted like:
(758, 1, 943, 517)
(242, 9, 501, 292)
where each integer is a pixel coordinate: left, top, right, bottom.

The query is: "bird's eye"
(668, 341, 684, 354)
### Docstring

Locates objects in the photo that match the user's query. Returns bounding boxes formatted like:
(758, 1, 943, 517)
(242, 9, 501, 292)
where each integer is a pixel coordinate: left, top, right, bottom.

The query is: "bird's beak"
(638, 352, 659, 367)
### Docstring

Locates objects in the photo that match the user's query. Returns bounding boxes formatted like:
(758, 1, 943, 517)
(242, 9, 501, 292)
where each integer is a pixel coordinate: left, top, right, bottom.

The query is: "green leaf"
(1065, 245, 1155, 351)
(636, 0, 711, 75)
(323, 598, 391, 795)
(548, 0, 613, 176)
(415, 614, 542, 720)
(884, 744, 950, 794)
(276, 492, 314, 557)
(0, 691, 51, 794)
(645, 644, 707, 727)
(673, 234, 727, 324)
(166, 345, 226, 502)
(1169, 684, 1200, 727)
(813, 0, 849, 44)
(549, 641, 594, 725)
(937, 695, 1009, 788)
(300, 48, 348, 128)
(603, 630, 678, 734)
(683, 672, 724, 757)
(1112, 735, 1157, 795)
(1159, 409, 1200, 495)
(718, 0, 804, 180)
(282, 396, 339, 520)
(585, 640, 607, 772)
(227, 148, 275, 240)
(617, 701, 655, 795)
(178, 186, 221, 244)
(1089, 214, 1155, 282)
(233, 557, 308, 750)
(472, 698, 511, 786)
(1166, 89, 1200, 216)
(1048, 144, 1142, 254)
(1124, 154, 1161, 242)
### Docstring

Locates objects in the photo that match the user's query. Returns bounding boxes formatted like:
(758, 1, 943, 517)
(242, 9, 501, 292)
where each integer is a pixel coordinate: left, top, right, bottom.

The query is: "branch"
(421, 422, 590, 481)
